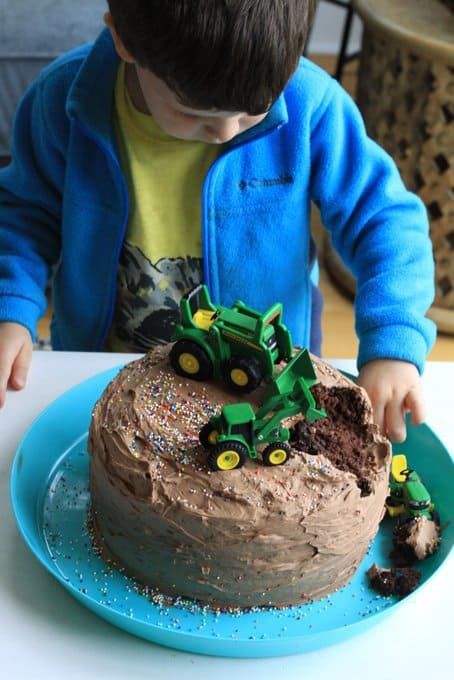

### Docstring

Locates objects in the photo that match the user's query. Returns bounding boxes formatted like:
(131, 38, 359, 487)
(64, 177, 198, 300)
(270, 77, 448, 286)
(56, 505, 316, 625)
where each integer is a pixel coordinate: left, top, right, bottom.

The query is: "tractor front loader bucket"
(261, 349, 326, 423)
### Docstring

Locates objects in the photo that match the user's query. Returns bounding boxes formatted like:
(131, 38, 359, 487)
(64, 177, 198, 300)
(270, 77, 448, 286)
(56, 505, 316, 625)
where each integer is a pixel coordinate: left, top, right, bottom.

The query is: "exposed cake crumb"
(290, 385, 385, 495)
(367, 563, 421, 598)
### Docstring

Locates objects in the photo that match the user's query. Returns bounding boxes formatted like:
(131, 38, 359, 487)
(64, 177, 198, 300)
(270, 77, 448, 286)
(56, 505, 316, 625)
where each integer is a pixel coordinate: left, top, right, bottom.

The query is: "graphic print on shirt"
(111, 241, 203, 351)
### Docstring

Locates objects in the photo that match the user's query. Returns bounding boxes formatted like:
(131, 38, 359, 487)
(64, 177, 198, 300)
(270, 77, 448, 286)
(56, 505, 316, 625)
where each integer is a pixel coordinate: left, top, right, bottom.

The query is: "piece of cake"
(366, 564, 421, 598)
(88, 345, 391, 610)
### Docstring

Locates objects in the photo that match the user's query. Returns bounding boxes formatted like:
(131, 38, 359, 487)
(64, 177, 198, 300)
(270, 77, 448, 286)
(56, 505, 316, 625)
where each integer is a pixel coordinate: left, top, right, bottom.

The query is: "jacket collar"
(227, 93, 288, 148)
(66, 29, 119, 143)
(66, 28, 288, 146)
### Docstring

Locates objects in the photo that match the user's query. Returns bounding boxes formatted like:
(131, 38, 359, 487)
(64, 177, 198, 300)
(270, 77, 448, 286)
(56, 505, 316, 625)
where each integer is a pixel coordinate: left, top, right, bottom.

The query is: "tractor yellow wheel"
(263, 443, 291, 466)
(208, 441, 248, 471)
(170, 340, 213, 381)
(199, 423, 219, 449)
(223, 357, 263, 393)
(208, 430, 219, 445)
(178, 352, 200, 375)
(268, 449, 288, 465)
(230, 368, 249, 387)
(216, 450, 241, 470)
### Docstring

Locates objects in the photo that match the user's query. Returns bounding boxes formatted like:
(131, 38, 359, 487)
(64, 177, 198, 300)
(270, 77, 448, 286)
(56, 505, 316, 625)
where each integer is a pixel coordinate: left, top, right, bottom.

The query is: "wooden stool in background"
(324, 0, 454, 333)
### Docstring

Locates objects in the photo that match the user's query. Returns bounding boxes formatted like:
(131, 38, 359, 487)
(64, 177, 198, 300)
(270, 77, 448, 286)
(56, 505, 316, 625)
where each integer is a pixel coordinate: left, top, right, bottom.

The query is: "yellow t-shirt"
(105, 62, 220, 351)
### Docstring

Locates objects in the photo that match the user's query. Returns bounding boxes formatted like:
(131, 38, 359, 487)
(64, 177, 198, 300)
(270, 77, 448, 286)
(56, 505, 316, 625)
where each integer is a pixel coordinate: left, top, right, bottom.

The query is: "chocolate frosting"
(88, 347, 391, 608)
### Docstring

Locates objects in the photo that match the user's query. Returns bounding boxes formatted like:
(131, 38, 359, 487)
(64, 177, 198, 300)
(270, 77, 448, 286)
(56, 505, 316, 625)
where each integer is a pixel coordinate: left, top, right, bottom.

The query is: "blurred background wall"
(0, 0, 105, 156)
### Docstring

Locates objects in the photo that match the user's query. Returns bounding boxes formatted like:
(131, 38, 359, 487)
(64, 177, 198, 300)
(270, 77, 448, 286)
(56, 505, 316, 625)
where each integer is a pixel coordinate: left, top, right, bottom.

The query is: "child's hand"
(357, 359, 426, 443)
(0, 322, 33, 408)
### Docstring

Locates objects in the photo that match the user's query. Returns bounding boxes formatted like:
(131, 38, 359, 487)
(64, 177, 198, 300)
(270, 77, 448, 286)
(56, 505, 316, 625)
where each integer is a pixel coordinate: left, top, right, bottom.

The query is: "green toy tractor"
(386, 454, 435, 519)
(170, 284, 293, 393)
(199, 348, 327, 471)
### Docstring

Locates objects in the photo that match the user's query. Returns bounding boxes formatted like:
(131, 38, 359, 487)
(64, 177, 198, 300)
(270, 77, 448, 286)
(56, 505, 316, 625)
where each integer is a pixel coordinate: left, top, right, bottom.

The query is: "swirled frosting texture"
(88, 347, 391, 608)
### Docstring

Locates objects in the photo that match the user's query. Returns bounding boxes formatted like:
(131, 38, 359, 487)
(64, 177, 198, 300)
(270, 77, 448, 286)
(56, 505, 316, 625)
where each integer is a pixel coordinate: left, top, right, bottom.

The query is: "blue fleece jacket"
(0, 29, 436, 372)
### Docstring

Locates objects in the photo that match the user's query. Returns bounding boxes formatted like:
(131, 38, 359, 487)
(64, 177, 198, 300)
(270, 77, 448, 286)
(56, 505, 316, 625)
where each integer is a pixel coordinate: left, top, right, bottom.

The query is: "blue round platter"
(10, 366, 454, 657)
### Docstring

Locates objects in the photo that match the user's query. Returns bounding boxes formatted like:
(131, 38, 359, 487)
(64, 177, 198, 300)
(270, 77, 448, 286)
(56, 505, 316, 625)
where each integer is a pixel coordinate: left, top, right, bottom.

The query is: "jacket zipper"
(201, 122, 284, 302)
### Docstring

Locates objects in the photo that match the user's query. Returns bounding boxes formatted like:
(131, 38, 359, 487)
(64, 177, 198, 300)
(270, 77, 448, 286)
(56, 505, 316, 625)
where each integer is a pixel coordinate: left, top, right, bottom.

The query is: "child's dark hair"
(106, 0, 317, 115)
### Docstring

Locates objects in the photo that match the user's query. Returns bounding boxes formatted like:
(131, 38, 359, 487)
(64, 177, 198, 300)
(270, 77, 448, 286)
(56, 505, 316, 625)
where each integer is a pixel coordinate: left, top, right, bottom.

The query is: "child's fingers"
(404, 387, 427, 425)
(9, 339, 32, 390)
(0, 374, 8, 408)
(0, 350, 16, 408)
(0, 324, 33, 407)
(384, 396, 406, 443)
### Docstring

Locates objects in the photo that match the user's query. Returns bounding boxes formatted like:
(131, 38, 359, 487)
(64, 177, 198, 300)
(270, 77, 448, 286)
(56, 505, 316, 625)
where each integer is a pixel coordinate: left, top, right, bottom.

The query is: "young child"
(0, 1, 436, 442)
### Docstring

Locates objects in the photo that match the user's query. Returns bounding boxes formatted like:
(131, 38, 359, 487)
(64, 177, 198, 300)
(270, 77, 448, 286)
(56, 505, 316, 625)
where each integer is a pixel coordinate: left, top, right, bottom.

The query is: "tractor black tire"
(262, 442, 291, 466)
(199, 423, 219, 449)
(208, 441, 248, 471)
(169, 340, 213, 381)
(386, 494, 404, 507)
(223, 356, 263, 393)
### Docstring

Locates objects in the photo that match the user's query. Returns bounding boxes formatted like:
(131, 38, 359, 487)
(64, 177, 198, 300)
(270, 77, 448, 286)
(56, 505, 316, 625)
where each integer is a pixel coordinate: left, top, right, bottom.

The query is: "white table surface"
(1, 351, 453, 680)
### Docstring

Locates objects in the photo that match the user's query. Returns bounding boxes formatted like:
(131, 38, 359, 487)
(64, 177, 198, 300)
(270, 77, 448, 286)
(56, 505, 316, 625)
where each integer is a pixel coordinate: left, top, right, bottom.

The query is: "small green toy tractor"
(386, 454, 435, 519)
(199, 348, 327, 471)
(170, 284, 293, 392)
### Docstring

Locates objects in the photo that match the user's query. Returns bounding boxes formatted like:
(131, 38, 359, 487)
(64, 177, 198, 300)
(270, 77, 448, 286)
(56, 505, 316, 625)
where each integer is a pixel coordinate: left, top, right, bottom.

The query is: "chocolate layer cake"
(88, 347, 391, 609)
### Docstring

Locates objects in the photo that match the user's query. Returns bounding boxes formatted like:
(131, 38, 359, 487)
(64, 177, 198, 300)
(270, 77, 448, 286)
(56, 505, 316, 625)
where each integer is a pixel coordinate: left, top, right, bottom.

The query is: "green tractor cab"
(199, 348, 327, 471)
(170, 284, 293, 392)
(401, 471, 434, 519)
